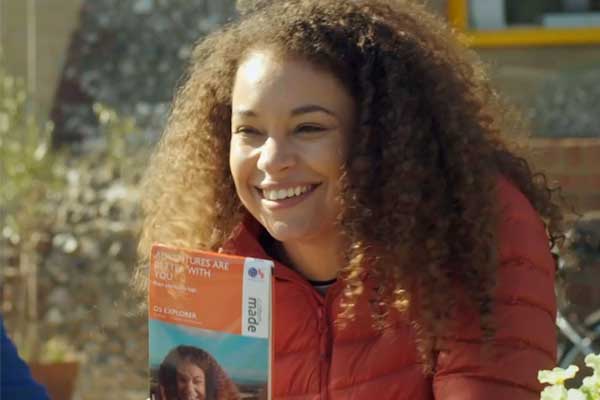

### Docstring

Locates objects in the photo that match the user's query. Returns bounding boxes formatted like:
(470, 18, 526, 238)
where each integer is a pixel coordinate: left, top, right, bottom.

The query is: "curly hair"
(137, 0, 564, 370)
(158, 345, 240, 400)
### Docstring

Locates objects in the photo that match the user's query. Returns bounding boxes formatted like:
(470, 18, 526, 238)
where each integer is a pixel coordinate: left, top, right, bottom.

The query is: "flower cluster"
(539, 353, 600, 400)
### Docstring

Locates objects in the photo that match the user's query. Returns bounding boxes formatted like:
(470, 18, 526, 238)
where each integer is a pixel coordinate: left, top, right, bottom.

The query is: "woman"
(157, 345, 239, 400)
(138, 1, 562, 398)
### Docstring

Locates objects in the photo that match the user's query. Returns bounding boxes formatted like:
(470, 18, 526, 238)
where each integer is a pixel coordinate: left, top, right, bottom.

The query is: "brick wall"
(529, 138, 600, 212)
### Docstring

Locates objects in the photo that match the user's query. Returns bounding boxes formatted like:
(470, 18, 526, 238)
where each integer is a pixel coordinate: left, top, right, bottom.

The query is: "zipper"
(318, 279, 344, 400)
(273, 264, 345, 400)
(317, 305, 329, 400)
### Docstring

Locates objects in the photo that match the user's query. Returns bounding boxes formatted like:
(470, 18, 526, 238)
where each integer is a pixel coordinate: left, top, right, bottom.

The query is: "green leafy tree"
(0, 58, 63, 359)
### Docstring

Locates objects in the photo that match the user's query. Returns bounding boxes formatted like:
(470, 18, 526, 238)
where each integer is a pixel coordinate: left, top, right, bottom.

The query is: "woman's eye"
(295, 124, 325, 134)
(234, 126, 260, 135)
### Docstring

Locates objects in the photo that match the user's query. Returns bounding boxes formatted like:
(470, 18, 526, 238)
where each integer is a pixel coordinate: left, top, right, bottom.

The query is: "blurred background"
(0, 1, 599, 399)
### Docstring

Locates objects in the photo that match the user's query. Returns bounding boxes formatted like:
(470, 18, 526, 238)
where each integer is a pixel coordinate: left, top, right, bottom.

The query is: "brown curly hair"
(158, 345, 240, 400)
(137, 0, 564, 370)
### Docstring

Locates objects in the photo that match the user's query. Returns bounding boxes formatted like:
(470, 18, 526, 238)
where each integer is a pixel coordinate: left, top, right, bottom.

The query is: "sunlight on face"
(237, 51, 271, 85)
(176, 361, 206, 400)
(229, 49, 356, 246)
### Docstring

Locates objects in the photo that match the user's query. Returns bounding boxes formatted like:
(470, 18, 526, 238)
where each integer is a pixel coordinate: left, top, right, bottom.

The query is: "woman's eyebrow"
(232, 104, 337, 118)
(233, 108, 258, 117)
(291, 104, 336, 117)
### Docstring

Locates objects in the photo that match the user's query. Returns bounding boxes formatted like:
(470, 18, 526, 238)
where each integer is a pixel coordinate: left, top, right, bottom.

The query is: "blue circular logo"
(248, 267, 258, 278)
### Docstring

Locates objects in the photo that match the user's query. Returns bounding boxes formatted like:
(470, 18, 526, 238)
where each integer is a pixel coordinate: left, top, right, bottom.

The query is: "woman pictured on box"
(137, 1, 563, 398)
(157, 345, 240, 400)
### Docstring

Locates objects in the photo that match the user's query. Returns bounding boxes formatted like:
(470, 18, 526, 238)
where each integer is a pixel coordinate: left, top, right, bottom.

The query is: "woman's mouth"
(257, 184, 320, 208)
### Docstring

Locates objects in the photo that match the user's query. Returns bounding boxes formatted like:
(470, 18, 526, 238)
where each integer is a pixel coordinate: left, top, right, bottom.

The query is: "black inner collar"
(307, 277, 338, 286)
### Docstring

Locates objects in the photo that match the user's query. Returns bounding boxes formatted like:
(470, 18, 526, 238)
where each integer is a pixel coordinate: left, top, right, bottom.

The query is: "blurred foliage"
(37, 336, 81, 364)
(56, 0, 237, 144)
(531, 70, 600, 138)
(567, 214, 600, 266)
(3, 1, 247, 397)
(0, 56, 71, 362)
(0, 61, 63, 236)
(1, 58, 149, 397)
(75, 0, 235, 106)
(560, 213, 600, 295)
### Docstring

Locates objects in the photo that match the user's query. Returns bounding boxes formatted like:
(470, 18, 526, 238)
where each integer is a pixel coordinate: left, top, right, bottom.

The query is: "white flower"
(541, 385, 567, 400)
(539, 366, 580, 385)
(539, 354, 600, 400)
(566, 389, 587, 400)
(585, 353, 600, 375)
(581, 376, 600, 400)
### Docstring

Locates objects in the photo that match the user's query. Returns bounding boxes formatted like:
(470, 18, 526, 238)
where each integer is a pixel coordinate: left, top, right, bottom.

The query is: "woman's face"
(230, 50, 356, 245)
(176, 361, 206, 400)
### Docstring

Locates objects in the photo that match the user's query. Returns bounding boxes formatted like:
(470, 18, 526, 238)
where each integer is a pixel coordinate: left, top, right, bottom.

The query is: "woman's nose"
(256, 136, 295, 175)
(186, 380, 195, 393)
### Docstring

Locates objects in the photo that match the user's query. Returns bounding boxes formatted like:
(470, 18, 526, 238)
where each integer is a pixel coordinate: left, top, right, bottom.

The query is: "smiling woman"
(136, 1, 564, 399)
(230, 51, 355, 281)
(158, 345, 239, 400)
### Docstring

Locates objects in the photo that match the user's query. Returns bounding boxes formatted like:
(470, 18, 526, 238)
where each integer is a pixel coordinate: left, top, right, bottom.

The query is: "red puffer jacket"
(221, 177, 556, 399)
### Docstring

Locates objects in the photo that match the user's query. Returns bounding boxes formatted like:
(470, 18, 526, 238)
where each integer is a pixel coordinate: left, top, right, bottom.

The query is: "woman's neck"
(272, 234, 344, 282)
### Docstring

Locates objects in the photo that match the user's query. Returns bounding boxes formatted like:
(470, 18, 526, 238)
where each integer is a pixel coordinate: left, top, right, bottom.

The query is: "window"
(448, 0, 600, 47)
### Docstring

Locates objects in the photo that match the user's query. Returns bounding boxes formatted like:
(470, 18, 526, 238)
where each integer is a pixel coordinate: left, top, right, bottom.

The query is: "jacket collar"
(220, 213, 311, 283)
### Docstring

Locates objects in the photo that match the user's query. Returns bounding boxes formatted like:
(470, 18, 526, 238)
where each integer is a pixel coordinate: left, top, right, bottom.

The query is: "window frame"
(447, 0, 600, 47)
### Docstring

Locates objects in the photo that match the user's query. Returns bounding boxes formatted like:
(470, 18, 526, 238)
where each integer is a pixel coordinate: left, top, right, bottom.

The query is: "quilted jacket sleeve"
(432, 178, 557, 400)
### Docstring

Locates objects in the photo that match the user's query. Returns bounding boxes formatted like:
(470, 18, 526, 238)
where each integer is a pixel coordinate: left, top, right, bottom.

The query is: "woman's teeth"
(262, 185, 312, 201)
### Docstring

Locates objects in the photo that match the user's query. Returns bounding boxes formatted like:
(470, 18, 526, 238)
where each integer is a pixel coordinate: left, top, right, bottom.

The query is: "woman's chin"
(266, 227, 306, 243)
(263, 220, 310, 242)
(181, 394, 202, 400)
(262, 215, 339, 244)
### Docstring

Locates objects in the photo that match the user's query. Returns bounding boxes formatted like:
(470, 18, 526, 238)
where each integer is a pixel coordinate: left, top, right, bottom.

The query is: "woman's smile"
(256, 183, 321, 209)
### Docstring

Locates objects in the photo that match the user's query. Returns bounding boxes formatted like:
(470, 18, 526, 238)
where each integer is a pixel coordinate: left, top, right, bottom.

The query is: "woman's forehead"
(232, 50, 354, 114)
(236, 50, 280, 86)
(177, 360, 205, 375)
